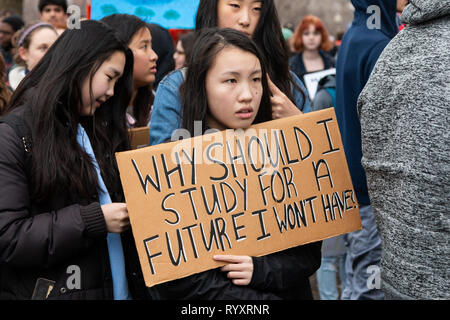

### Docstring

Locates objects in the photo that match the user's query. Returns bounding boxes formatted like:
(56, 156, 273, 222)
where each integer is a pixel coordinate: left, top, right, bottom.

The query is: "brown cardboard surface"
(116, 108, 362, 287)
(128, 126, 150, 150)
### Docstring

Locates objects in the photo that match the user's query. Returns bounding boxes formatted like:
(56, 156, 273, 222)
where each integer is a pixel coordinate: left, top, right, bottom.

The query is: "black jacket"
(289, 51, 335, 84)
(0, 106, 149, 300)
(149, 241, 322, 300)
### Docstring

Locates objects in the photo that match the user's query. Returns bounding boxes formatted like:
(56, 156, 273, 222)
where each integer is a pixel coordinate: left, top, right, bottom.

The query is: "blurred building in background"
(0, 0, 22, 16)
(275, 0, 354, 38)
(1, 0, 354, 41)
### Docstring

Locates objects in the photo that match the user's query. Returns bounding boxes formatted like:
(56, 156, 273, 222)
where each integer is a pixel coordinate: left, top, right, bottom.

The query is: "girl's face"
(302, 24, 322, 51)
(19, 28, 58, 71)
(173, 40, 186, 70)
(205, 46, 262, 131)
(217, 0, 262, 37)
(128, 27, 158, 88)
(80, 51, 125, 116)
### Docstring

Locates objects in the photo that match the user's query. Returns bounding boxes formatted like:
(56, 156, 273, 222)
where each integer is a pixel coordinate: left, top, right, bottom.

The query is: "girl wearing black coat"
(0, 20, 148, 300)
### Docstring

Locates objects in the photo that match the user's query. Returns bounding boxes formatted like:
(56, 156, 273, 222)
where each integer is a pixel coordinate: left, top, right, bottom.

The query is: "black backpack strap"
(0, 113, 33, 176)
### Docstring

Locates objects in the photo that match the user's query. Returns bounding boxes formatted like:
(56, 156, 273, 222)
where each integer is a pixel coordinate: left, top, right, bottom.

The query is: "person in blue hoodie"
(334, 0, 398, 300)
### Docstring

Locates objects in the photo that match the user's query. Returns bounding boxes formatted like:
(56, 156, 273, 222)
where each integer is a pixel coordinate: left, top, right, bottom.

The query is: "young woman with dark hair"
(0, 20, 148, 300)
(180, 28, 272, 136)
(102, 14, 158, 128)
(195, 0, 300, 105)
(148, 28, 321, 300)
(149, 0, 311, 146)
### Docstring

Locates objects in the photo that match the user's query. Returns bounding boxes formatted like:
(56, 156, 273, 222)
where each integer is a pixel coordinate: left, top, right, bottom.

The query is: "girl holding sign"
(148, 28, 322, 300)
(0, 20, 147, 299)
(149, 0, 312, 146)
(102, 14, 159, 128)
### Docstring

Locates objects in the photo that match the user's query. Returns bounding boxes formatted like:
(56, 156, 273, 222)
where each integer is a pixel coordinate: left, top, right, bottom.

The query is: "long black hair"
(7, 20, 134, 202)
(195, 0, 305, 108)
(102, 14, 154, 127)
(181, 28, 272, 137)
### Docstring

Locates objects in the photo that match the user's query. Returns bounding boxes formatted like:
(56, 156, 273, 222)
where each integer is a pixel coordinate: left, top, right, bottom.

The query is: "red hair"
(290, 15, 333, 53)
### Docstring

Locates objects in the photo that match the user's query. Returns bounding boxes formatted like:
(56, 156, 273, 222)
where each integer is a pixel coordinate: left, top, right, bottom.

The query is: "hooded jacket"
(358, 0, 450, 299)
(335, 0, 398, 206)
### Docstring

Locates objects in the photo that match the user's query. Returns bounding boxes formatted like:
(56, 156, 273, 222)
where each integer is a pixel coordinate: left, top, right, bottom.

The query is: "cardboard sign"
(303, 68, 336, 100)
(128, 127, 150, 150)
(116, 108, 361, 287)
(91, 0, 200, 29)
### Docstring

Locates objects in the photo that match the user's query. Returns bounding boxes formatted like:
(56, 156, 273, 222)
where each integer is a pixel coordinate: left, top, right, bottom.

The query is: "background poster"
(91, 0, 200, 29)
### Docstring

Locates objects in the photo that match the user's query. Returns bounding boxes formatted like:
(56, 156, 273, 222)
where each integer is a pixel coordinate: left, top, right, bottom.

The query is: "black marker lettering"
(317, 118, 340, 155)
(161, 193, 180, 225)
(294, 127, 313, 161)
(131, 157, 161, 194)
(161, 153, 184, 189)
(143, 235, 162, 275)
(252, 209, 271, 241)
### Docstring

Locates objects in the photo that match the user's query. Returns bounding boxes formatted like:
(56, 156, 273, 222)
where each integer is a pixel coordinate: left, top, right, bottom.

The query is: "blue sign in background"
(91, 0, 200, 29)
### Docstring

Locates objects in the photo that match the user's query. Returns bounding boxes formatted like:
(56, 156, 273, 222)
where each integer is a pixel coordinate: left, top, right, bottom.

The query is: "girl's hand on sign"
(213, 255, 254, 286)
(101, 203, 130, 233)
(268, 74, 303, 120)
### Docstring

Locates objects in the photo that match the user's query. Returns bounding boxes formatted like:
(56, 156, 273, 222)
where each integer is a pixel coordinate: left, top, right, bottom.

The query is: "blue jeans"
(317, 255, 346, 300)
(341, 205, 384, 300)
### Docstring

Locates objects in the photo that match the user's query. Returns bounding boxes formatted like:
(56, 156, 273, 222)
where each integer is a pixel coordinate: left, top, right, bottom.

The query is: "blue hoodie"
(335, 0, 397, 206)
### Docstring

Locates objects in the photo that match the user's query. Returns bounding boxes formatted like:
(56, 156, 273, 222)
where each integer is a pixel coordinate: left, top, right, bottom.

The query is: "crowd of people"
(0, 0, 448, 301)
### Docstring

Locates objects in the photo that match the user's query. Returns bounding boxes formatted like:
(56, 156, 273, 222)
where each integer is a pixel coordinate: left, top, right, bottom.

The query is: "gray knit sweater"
(358, 0, 450, 300)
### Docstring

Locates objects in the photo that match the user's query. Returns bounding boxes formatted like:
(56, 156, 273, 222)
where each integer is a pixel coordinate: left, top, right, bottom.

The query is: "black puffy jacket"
(0, 107, 149, 300)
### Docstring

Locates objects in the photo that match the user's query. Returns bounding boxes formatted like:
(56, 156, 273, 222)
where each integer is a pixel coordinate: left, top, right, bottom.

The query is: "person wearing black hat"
(0, 15, 24, 75)
(38, 0, 68, 35)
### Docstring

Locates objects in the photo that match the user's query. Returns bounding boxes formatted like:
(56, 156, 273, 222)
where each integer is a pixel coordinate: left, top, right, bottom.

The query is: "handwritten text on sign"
(116, 108, 362, 287)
